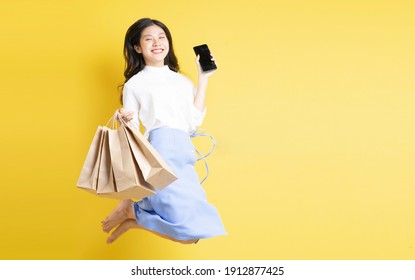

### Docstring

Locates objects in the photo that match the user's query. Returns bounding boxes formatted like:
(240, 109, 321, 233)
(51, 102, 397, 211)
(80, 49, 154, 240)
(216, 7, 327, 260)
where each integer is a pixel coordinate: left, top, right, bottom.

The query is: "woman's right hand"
(118, 108, 134, 122)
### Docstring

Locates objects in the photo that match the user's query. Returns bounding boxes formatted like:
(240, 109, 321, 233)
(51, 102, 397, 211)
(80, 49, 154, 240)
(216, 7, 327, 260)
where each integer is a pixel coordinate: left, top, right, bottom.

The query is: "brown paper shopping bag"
(77, 126, 119, 197)
(105, 126, 156, 200)
(120, 119, 177, 189)
(95, 128, 116, 195)
(76, 126, 105, 194)
(77, 125, 156, 200)
(76, 112, 176, 199)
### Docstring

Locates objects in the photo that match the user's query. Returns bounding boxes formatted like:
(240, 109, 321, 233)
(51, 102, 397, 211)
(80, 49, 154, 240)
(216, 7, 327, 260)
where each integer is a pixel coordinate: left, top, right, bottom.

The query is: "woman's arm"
(193, 54, 217, 112)
(119, 84, 139, 129)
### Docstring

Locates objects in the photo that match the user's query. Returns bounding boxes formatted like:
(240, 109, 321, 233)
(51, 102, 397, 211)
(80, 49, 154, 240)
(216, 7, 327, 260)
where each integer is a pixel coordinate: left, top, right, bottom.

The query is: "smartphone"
(193, 44, 217, 72)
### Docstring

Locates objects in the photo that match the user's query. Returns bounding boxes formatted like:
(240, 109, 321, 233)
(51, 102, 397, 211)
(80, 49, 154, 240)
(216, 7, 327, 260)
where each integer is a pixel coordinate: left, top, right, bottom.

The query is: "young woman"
(101, 18, 226, 244)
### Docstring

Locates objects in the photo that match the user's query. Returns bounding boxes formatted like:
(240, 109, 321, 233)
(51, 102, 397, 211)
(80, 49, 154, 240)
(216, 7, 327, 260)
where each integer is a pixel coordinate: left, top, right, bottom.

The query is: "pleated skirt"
(132, 127, 226, 241)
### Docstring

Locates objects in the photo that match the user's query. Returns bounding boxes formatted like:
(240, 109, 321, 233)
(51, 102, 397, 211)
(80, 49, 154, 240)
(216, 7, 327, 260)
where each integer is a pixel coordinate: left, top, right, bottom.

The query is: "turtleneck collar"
(143, 65, 170, 73)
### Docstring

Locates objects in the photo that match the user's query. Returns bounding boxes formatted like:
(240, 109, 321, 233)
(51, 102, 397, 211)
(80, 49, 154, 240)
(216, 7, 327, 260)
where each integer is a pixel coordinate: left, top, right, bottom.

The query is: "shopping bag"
(76, 126, 105, 194)
(95, 127, 116, 195)
(76, 125, 156, 200)
(76, 112, 177, 200)
(105, 125, 156, 200)
(120, 118, 177, 189)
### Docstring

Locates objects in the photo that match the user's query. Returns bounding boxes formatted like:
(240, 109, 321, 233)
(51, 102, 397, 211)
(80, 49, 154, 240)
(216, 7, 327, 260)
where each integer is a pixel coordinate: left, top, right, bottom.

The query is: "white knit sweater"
(123, 65, 206, 139)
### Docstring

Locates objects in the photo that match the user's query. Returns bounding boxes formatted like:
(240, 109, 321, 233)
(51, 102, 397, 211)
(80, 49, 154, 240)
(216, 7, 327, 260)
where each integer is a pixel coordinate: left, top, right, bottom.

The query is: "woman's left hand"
(196, 54, 217, 80)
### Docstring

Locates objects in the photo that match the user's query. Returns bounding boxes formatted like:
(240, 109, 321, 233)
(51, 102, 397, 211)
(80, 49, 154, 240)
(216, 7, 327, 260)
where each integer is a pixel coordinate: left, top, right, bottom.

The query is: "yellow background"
(0, 0, 414, 259)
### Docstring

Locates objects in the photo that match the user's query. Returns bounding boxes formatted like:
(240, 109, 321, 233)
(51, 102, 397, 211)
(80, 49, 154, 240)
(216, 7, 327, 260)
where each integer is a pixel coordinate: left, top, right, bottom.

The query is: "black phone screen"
(193, 44, 217, 72)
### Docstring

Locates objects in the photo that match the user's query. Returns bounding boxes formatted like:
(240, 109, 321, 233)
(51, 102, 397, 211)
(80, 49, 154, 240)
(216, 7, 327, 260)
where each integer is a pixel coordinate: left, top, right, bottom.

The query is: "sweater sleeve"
(192, 106, 206, 127)
(192, 85, 206, 127)
(122, 83, 140, 131)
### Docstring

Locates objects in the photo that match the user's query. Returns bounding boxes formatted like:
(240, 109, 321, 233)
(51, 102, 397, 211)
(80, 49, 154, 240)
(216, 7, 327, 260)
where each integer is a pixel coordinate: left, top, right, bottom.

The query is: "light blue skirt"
(132, 127, 226, 241)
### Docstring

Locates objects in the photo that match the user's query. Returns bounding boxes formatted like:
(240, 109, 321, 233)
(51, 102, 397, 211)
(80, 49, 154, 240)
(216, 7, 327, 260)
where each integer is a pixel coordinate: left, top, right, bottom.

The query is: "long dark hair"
(120, 18, 179, 103)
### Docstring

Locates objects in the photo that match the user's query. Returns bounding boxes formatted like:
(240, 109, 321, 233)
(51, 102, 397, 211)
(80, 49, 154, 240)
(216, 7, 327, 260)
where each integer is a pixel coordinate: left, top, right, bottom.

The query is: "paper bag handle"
(106, 111, 121, 129)
(191, 129, 217, 185)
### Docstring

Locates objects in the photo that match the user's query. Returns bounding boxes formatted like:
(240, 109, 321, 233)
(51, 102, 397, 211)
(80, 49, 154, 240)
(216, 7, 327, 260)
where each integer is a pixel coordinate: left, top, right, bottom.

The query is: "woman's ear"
(134, 45, 142, 54)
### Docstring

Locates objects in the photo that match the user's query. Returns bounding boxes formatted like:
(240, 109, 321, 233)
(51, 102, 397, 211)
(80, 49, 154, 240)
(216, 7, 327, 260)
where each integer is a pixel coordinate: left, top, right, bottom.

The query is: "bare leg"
(101, 199, 135, 233)
(106, 219, 199, 245)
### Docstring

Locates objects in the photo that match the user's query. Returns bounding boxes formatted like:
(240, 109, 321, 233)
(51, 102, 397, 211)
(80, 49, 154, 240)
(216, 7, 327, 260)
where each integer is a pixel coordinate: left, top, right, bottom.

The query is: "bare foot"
(101, 199, 135, 233)
(106, 219, 199, 245)
(107, 219, 140, 244)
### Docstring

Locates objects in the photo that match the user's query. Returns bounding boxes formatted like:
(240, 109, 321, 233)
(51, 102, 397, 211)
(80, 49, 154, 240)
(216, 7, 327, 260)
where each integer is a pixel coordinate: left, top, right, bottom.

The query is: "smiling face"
(134, 25, 170, 67)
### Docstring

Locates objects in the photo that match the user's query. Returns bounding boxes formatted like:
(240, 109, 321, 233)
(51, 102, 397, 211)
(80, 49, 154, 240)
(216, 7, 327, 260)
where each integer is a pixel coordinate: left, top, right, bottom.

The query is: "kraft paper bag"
(77, 126, 156, 200)
(76, 112, 177, 200)
(96, 128, 116, 195)
(76, 126, 105, 194)
(106, 127, 156, 200)
(121, 119, 177, 189)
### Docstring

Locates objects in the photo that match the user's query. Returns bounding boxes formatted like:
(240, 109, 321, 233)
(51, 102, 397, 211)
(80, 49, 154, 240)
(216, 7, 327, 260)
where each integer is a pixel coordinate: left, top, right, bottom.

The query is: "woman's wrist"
(198, 75, 209, 85)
